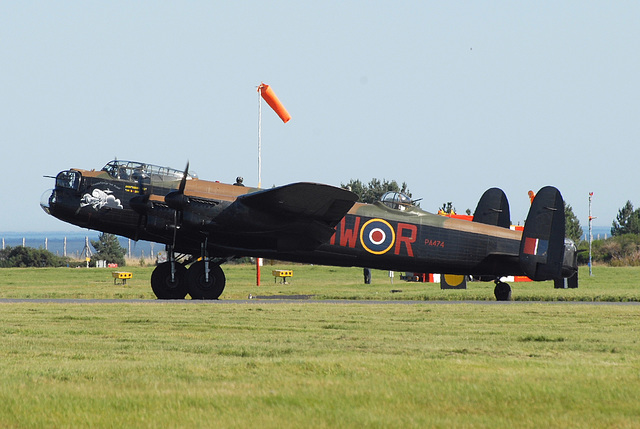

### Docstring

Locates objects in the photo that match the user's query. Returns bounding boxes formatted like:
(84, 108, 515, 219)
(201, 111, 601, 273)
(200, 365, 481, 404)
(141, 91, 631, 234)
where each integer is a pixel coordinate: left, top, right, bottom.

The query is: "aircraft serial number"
(425, 239, 445, 248)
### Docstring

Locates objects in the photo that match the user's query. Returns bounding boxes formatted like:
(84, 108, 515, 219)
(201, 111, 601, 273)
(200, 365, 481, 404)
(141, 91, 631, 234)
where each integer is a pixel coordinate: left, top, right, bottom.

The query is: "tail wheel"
(186, 260, 226, 300)
(494, 282, 512, 301)
(151, 261, 188, 299)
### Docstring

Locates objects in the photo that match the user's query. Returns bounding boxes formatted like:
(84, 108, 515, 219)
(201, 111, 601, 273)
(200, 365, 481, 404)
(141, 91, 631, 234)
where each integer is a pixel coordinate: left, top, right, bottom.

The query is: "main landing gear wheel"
(151, 261, 188, 299)
(186, 260, 226, 300)
(494, 281, 512, 301)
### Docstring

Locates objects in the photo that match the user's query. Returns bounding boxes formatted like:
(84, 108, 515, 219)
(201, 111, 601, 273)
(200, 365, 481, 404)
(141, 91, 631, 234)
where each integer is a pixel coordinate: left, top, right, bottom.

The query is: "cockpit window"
(380, 192, 413, 210)
(102, 160, 197, 182)
(56, 170, 81, 191)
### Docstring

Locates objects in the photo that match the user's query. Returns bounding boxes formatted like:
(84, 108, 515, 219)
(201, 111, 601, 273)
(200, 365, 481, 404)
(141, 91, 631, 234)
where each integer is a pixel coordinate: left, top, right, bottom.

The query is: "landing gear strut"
(494, 281, 512, 301)
(150, 241, 227, 300)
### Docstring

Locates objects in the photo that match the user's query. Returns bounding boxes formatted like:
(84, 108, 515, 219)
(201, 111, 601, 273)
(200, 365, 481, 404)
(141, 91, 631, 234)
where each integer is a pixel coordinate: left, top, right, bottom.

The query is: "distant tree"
(343, 179, 366, 201)
(565, 202, 583, 243)
(0, 246, 69, 268)
(91, 233, 126, 266)
(611, 201, 640, 236)
(341, 179, 412, 204)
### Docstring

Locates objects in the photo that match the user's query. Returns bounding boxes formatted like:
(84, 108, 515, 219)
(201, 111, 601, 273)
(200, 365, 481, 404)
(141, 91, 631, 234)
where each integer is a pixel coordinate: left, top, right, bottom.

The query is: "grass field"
(0, 265, 639, 427)
(0, 264, 639, 302)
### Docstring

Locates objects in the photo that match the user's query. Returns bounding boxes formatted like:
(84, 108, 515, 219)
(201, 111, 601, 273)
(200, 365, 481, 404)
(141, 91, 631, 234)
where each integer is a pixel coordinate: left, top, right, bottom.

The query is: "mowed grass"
(0, 302, 639, 428)
(0, 265, 639, 427)
(0, 264, 639, 302)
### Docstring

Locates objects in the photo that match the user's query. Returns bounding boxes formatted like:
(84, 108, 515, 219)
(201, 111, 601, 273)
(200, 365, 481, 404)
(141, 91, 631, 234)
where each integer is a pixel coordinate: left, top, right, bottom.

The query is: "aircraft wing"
(213, 182, 358, 250)
(236, 182, 358, 226)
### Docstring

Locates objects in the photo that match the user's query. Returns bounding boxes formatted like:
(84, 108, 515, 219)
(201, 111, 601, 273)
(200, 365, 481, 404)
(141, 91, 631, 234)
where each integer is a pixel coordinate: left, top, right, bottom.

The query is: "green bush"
(0, 246, 70, 268)
(578, 234, 640, 266)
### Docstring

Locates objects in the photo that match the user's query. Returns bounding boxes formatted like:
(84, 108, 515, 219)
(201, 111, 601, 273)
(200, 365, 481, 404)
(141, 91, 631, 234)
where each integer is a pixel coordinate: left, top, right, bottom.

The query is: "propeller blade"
(130, 192, 152, 214)
(131, 175, 151, 241)
(134, 212, 146, 242)
(165, 161, 190, 210)
(178, 161, 189, 194)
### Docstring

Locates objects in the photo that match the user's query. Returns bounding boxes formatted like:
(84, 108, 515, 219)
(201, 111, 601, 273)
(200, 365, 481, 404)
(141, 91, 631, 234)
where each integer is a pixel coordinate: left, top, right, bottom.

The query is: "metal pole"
(83, 236, 92, 268)
(258, 86, 262, 189)
(256, 85, 262, 286)
(588, 192, 593, 276)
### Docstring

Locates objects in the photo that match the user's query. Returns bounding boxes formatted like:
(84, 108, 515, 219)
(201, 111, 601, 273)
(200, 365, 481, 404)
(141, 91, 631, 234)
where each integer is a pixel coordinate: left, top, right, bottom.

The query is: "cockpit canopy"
(56, 170, 81, 191)
(101, 160, 197, 183)
(380, 191, 413, 210)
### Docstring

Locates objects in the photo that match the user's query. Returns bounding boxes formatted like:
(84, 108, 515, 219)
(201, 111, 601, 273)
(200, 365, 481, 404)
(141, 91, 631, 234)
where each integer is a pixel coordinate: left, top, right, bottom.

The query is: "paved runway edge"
(1, 298, 639, 306)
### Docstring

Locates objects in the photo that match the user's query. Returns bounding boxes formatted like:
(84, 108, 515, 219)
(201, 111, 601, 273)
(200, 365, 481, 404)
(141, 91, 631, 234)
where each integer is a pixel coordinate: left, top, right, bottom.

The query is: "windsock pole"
(255, 82, 290, 286)
(258, 86, 262, 189)
(256, 87, 263, 285)
(589, 192, 594, 277)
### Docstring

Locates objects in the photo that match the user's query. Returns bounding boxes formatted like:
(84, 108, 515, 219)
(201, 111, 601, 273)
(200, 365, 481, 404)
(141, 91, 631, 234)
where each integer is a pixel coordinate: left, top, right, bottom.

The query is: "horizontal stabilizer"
(473, 188, 511, 228)
(519, 186, 565, 281)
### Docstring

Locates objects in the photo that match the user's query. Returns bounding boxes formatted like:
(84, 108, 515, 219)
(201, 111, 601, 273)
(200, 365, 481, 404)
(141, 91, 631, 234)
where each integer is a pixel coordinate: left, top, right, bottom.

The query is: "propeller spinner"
(164, 161, 190, 210)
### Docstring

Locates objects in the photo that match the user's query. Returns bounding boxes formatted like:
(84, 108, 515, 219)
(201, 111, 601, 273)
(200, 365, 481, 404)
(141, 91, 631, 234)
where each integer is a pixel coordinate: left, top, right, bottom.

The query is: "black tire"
(151, 261, 188, 299)
(186, 260, 226, 300)
(494, 282, 512, 301)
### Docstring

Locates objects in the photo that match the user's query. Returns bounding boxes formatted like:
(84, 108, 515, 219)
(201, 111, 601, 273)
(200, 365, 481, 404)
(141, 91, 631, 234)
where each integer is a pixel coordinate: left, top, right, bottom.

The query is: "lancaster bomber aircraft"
(42, 160, 578, 301)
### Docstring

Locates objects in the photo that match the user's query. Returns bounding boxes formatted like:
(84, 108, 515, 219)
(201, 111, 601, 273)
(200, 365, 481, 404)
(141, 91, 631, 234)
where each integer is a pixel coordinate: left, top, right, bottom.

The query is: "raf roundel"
(360, 218, 396, 255)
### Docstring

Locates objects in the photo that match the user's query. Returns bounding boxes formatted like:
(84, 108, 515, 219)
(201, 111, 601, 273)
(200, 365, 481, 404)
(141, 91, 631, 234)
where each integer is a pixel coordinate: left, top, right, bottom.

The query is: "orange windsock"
(258, 83, 291, 123)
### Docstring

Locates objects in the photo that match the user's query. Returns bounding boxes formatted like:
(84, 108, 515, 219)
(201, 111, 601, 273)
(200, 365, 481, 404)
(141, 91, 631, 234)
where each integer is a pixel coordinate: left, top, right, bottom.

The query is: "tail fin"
(519, 186, 565, 281)
(473, 188, 511, 228)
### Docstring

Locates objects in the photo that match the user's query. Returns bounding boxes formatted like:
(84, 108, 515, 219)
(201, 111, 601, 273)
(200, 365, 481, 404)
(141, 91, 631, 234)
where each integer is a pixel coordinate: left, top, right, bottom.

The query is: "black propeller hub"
(165, 161, 191, 210)
(165, 192, 190, 210)
(130, 194, 152, 214)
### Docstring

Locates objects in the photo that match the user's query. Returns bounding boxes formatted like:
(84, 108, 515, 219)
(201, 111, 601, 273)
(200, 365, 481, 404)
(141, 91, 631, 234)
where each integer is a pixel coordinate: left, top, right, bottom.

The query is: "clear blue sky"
(2, 2, 638, 233)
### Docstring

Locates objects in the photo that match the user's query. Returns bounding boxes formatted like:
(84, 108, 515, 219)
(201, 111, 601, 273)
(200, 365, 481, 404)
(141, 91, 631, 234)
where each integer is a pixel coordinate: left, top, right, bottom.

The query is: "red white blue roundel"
(360, 218, 396, 255)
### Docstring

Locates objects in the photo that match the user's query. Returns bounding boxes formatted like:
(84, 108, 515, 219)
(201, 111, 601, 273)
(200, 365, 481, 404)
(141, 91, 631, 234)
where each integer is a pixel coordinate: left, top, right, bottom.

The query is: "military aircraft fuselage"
(43, 163, 523, 278)
(43, 160, 576, 300)
(319, 205, 523, 276)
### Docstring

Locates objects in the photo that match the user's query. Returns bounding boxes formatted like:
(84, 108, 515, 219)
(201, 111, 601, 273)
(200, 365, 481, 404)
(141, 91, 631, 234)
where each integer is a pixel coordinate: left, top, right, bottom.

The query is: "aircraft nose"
(40, 189, 54, 214)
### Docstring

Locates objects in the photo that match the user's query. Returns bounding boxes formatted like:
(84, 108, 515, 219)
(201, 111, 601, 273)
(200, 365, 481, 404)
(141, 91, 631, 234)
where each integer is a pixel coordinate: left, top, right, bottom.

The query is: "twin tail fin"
(519, 186, 565, 281)
(473, 188, 511, 228)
